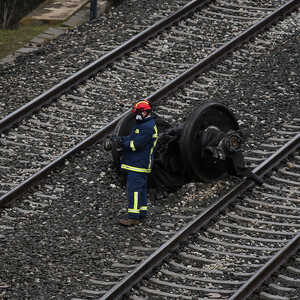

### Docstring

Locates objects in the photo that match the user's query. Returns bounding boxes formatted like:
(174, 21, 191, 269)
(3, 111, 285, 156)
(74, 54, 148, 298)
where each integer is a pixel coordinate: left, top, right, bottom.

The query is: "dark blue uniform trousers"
(126, 171, 148, 219)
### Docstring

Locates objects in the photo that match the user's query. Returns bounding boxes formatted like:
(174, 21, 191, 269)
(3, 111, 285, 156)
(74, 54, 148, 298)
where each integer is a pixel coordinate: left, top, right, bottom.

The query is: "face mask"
(136, 115, 142, 120)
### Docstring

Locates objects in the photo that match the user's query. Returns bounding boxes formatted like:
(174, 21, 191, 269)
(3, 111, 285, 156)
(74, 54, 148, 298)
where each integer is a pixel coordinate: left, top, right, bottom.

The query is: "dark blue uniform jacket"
(121, 116, 158, 173)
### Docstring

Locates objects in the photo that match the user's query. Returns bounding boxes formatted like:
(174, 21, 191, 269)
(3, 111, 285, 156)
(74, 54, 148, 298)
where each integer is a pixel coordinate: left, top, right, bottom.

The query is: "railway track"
(0, 0, 299, 299)
(250, 249, 300, 299)
(73, 123, 299, 300)
(0, 0, 298, 208)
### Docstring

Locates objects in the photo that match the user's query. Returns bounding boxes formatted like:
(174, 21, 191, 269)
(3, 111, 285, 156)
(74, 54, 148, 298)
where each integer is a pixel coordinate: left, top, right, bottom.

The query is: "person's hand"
(110, 133, 123, 151)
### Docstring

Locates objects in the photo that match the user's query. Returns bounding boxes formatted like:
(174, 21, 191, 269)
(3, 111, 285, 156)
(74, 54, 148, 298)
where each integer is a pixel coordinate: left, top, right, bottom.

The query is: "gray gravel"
(0, 0, 190, 118)
(0, 1, 299, 300)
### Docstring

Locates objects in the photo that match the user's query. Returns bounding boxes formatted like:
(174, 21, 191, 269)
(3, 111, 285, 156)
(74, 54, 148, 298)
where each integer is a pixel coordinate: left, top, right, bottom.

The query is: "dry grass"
(0, 25, 50, 59)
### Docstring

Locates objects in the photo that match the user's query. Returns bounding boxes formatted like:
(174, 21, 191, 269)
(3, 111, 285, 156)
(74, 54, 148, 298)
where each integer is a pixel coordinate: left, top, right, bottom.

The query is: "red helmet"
(132, 100, 152, 114)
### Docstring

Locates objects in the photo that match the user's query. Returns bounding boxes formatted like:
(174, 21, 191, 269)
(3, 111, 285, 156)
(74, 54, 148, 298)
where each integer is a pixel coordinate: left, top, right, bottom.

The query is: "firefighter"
(117, 100, 158, 226)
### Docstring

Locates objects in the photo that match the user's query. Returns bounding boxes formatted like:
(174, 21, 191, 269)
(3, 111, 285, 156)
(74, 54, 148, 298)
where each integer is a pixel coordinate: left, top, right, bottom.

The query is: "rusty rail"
(146, 0, 299, 104)
(0, 116, 123, 208)
(0, 0, 211, 134)
(230, 233, 300, 299)
(1, 0, 299, 211)
(97, 133, 299, 300)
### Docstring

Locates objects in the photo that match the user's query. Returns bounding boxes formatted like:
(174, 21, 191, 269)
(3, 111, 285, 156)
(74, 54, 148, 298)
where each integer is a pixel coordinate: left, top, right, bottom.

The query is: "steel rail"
(0, 0, 211, 134)
(97, 136, 300, 300)
(146, 0, 299, 104)
(0, 112, 127, 208)
(230, 233, 300, 300)
(0, 0, 298, 209)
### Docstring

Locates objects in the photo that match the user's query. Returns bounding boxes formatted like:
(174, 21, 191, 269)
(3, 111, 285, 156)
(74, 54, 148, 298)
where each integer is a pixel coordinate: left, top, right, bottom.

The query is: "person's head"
(132, 100, 152, 119)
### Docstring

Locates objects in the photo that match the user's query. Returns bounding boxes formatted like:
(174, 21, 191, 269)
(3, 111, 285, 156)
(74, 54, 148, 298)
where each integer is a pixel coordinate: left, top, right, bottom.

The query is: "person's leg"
(119, 171, 139, 226)
(127, 171, 142, 220)
(120, 172, 148, 226)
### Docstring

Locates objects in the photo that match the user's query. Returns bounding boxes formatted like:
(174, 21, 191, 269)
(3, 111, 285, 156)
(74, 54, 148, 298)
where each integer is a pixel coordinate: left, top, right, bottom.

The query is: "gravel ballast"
(0, 1, 299, 299)
(0, 0, 190, 118)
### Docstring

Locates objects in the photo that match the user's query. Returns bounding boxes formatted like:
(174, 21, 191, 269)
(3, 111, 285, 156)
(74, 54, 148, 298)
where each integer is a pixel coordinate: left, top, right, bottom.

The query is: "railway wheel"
(180, 102, 239, 181)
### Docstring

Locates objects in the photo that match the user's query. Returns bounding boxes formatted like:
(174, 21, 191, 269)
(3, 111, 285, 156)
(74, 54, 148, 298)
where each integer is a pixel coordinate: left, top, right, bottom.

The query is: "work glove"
(110, 133, 123, 151)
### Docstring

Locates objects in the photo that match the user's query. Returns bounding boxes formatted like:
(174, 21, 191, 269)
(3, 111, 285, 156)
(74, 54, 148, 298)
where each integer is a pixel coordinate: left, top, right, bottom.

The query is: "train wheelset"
(106, 102, 262, 193)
